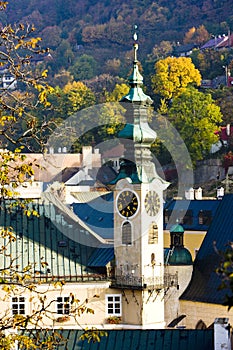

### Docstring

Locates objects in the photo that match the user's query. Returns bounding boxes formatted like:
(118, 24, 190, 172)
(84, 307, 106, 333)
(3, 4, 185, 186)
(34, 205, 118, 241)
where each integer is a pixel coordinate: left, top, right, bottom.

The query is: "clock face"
(117, 190, 139, 218)
(144, 190, 160, 216)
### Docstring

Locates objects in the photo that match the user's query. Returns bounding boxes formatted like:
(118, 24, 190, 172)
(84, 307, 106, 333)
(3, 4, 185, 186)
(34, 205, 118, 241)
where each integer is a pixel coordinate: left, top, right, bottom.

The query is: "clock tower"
(110, 32, 169, 328)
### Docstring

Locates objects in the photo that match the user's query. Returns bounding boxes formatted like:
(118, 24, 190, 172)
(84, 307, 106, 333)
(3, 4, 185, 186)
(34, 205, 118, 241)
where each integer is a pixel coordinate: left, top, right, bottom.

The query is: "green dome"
(109, 159, 141, 185)
(170, 223, 184, 233)
(168, 247, 192, 265)
(118, 123, 134, 140)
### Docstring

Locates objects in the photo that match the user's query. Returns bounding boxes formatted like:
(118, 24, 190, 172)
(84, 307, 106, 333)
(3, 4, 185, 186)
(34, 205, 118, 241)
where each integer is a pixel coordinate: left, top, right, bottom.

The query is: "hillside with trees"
(2, 0, 233, 78)
(1, 1, 233, 169)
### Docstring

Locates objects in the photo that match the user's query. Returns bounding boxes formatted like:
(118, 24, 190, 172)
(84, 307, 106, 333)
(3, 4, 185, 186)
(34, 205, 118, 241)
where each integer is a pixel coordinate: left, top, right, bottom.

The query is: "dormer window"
(198, 210, 212, 225)
(164, 209, 171, 224)
(180, 209, 193, 225)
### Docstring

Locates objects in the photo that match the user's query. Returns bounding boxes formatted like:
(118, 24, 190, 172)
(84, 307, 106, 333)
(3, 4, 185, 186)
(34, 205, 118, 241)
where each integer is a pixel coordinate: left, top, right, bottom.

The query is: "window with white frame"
(12, 296, 26, 315)
(106, 294, 122, 316)
(56, 296, 70, 315)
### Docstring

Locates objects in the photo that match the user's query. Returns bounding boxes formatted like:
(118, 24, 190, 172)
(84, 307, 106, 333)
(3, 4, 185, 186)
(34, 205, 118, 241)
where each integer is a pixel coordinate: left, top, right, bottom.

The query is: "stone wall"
(194, 159, 224, 185)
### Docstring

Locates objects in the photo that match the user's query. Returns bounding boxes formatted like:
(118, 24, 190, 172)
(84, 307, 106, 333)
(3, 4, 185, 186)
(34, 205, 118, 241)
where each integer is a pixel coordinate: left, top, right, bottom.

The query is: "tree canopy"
(151, 56, 202, 101)
(0, 3, 104, 347)
(167, 87, 222, 162)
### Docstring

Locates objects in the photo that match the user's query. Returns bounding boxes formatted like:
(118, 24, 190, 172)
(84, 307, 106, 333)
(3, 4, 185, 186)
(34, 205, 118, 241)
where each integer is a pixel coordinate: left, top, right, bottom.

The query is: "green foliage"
(54, 40, 75, 71)
(69, 54, 97, 81)
(106, 83, 130, 102)
(190, 49, 228, 80)
(216, 243, 233, 310)
(167, 87, 222, 162)
(210, 87, 233, 125)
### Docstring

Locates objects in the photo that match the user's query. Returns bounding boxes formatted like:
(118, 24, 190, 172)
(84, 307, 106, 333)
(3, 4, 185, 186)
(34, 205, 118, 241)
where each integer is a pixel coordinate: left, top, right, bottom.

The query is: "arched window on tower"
(148, 222, 158, 244)
(122, 221, 132, 245)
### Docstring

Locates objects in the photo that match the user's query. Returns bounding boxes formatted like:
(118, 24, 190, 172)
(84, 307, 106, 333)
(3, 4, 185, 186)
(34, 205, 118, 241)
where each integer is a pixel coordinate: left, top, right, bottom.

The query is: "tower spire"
(127, 25, 144, 88)
(113, 26, 168, 184)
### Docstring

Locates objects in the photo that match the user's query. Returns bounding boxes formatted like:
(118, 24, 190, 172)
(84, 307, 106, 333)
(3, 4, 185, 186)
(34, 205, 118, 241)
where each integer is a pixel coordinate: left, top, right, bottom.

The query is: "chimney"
(195, 187, 202, 200)
(82, 146, 93, 169)
(185, 188, 194, 200)
(214, 318, 231, 350)
(217, 186, 224, 199)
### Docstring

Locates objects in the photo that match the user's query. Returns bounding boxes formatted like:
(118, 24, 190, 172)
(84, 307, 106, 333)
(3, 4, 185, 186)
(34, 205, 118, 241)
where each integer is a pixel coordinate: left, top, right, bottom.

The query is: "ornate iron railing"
(111, 272, 178, 290)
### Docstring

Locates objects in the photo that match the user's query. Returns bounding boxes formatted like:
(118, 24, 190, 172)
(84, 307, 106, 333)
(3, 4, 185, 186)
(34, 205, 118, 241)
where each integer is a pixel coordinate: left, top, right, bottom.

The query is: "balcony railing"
(111, 272, 178, 290)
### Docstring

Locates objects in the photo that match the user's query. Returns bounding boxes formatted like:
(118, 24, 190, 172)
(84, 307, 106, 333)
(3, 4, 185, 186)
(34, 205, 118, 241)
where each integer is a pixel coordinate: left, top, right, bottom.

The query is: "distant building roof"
(71, 191, 111, 203)
(164, 199, 221, 231)
(201, 36, 228, 50)
(96, 164, 118, 185)
(87, 247, 114, 267)
(174, 43, 197, 56)
(180, 194, 233, 304)
(102, 144, 124, 159)
(52, 167, 80, 183)
(72, 192, 114, 241)
(216, 125, 233, 141)
(217, 34, 233, 48)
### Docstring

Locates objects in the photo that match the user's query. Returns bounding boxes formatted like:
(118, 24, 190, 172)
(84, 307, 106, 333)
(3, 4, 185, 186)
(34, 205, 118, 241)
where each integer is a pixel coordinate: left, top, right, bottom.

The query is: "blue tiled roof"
(180, 194, 233, 304)
(164, 199, 221, 231)
(72, 192, 114, 240)
(87, 247, 114, 267)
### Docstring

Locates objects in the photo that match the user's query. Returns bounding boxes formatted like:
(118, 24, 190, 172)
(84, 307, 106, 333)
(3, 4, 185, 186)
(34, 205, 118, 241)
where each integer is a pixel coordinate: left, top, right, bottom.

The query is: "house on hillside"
(173, 43, 198, 57)
(201, 35, 229, 50)
(0, 64, 17, 89)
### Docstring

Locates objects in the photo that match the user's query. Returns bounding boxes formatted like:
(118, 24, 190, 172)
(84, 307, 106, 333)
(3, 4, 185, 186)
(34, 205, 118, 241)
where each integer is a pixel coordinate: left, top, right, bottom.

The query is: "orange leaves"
(15, 37, 42, 50)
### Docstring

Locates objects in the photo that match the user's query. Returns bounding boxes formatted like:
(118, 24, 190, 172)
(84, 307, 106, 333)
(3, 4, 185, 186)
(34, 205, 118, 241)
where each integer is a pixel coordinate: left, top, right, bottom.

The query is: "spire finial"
(133, 25, 138, 62)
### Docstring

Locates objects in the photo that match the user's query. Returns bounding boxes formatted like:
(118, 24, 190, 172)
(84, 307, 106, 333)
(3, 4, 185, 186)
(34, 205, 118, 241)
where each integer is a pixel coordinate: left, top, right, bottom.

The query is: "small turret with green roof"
(168, 220, 192, 265)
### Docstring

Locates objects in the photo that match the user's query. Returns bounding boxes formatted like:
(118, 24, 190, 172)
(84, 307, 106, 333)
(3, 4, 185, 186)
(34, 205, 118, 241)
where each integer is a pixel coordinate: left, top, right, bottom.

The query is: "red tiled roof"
(216, 126, 233, 141)
(217, 34, 233, 48)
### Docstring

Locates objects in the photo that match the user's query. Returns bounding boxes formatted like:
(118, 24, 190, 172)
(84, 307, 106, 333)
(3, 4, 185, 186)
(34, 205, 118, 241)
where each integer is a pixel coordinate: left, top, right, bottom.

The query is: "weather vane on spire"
(133, 25, 138, 62)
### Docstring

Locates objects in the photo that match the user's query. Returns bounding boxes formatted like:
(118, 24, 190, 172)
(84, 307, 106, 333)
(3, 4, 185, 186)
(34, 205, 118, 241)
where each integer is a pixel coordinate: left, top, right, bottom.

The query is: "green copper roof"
(117, 123, 134, 140)
(121, 87, 153, 104)
(43, 329, 214, 350)
(120, 42, 153, 105)
(0, 199, 112, 282)
(170, 223, 184, 233)
(168, 247, 193, 265)
(109, 159, 141, 185)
